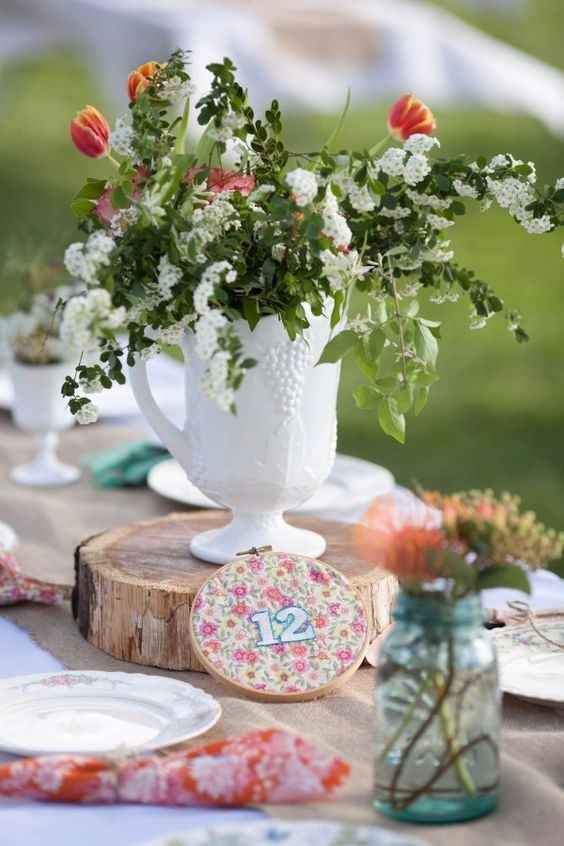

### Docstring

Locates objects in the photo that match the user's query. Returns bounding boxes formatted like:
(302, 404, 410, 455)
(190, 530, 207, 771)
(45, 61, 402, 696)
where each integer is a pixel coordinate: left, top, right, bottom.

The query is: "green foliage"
(5, 43, 564, 453)
(316, 329, 357, 364)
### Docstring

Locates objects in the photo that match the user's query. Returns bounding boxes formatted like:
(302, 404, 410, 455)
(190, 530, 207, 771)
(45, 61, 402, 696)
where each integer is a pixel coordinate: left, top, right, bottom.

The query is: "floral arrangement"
(356, 488, 564, 598)
(0, 281, 81, 366)
(61, 51, 564, 432)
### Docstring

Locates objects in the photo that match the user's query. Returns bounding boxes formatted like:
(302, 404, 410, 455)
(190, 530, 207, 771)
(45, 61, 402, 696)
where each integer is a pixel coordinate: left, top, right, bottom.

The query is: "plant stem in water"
(433, 672, 477, 796)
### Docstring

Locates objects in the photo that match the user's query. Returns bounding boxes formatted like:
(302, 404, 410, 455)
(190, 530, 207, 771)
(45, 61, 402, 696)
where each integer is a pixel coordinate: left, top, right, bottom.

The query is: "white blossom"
(486, 154, 536, 184)
(61, 289, 125, 352)
(286, 168, 318, 207)
(140, 190, 165, 223)
(406, 190, 451, 211)
(179, 196, 239, 264)
(64, 232, 115, 285)
(156, 255, 182, 301)
(348, 314, 371, 335)
(453, 179, 479, 199)
(555, 177, 564, 191)
(321, 188, 352, 250)
(379, 206, 411, 220)
(193, 261, 236, 316)
(332, 171, 355, 195)
(519, 214, 553, 235)
(194, 310, 228, 360)
(423, 240, 455, 263)
(221, 138, 251, 170)
(110, 115, 135, 158)
(404, 134, 440, 155)
(75, 400, 99, 425)
(63, 244, 86, 279)
(201, 350, 234, 412)
(375, 148, 406, 178)
(208, 110, 245, 142)
(486, 176, 534, 211)
(427, 213, 454, 230)
(271, 243, 286, 262)
(348, 184, 376, 213)
(110, 206, 140, 238)
(192, 197, 238, 234)
(319, 249, 369, 291)
(403, 153, 431, 187)
(486, 154, 511, 172)
(156, 322, 186, 345)
(161, 76, 196, 102)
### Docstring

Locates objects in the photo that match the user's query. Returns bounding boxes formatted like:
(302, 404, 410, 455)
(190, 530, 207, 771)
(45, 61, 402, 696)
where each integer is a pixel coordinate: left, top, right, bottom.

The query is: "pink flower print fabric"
(0, 551, 69, 606)
(191, 552, 368, 699)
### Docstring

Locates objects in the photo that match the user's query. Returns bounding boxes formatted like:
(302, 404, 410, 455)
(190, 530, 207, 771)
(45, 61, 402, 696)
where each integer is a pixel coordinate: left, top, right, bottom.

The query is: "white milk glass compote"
(2, 285, 83, 487)
(10, 361, 80, 487)
(9, 360, 80, 487)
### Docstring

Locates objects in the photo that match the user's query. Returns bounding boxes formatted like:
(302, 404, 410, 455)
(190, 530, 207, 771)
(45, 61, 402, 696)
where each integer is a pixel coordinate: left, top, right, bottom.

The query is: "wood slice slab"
(73, 511, 397, 672)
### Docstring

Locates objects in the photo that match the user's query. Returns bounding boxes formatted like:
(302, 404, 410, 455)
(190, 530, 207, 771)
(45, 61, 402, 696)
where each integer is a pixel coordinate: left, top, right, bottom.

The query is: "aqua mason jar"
(373, 590, 501, 823)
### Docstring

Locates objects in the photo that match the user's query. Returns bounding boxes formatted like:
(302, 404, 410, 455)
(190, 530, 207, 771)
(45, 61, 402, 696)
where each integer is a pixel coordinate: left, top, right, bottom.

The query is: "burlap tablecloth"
(1, 412, 563, 845)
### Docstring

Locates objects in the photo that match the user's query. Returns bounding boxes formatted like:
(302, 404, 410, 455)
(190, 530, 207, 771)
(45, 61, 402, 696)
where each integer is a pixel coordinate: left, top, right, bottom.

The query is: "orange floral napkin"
(0, 729, 349, 806)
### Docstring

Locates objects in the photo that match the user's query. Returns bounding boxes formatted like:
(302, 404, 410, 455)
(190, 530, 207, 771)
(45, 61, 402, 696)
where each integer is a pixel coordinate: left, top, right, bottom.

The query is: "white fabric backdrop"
(5, 0, 564, 133)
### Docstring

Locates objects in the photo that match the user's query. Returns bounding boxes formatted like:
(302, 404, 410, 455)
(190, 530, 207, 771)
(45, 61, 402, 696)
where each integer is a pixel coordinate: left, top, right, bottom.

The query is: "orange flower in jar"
(355, 497, 447, 584)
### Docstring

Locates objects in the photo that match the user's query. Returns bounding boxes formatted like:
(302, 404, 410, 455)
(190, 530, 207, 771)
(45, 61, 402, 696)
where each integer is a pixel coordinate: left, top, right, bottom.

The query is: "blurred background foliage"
(1, 1, 563, 527)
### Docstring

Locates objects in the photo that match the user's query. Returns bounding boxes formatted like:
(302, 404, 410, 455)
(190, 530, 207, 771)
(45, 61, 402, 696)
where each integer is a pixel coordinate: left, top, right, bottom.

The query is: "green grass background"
(1, 1, 563, 527)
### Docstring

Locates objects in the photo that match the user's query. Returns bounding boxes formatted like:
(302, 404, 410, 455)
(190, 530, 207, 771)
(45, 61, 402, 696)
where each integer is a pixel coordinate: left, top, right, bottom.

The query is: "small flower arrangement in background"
(0, 257, 81, 366)
(61, 50, 564, 434)
(356, 488, 564, 598)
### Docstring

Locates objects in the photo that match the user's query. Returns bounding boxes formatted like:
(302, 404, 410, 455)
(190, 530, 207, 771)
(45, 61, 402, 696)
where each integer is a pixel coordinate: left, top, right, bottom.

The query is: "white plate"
(493, 614, 564, 706)
(140, 820, 429, 846)
(147, 453, 394, 515)
(0, 671, 221, 756)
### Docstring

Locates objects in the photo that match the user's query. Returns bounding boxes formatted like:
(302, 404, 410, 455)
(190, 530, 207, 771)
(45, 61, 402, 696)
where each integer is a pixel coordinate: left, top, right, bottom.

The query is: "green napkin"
(83, 441, 170, 488)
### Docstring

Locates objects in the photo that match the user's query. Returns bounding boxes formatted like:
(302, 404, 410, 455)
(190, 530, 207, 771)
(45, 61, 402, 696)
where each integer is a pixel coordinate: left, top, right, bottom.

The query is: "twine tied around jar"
(507, 600, 564, 651)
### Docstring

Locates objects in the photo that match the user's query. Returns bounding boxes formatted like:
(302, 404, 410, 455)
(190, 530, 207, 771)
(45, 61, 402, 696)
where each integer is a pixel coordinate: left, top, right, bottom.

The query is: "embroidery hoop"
(190, 551, 369, 702)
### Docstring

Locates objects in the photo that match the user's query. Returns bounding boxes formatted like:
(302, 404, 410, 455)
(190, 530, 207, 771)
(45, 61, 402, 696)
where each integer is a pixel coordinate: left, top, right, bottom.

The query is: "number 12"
(250, 605, 315, 647)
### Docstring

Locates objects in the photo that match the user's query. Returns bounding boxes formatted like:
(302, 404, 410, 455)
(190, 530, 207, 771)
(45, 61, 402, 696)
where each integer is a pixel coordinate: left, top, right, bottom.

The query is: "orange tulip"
(387, 93, 436, 141)
(127, 61, 162, 102)
(70, 106, 110, 158)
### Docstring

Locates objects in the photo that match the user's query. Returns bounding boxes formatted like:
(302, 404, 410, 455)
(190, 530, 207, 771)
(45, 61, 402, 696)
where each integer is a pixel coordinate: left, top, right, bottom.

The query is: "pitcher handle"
(128, 357, 188, 465)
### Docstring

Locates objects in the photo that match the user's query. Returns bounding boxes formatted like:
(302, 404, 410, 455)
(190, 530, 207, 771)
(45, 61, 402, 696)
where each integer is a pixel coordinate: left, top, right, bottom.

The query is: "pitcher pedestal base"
(189, 512, 326, 565)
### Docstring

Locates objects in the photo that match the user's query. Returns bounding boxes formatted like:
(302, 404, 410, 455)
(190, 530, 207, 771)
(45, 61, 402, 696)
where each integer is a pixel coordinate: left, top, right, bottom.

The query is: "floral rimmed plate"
(140, 820, 429, 846)
(493, 612, 564, 706)
(0, 671, 221, 756)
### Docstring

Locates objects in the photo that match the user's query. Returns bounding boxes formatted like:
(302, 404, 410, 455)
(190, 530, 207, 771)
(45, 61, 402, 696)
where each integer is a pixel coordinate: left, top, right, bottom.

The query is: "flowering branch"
(60, 51, 564, 434)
